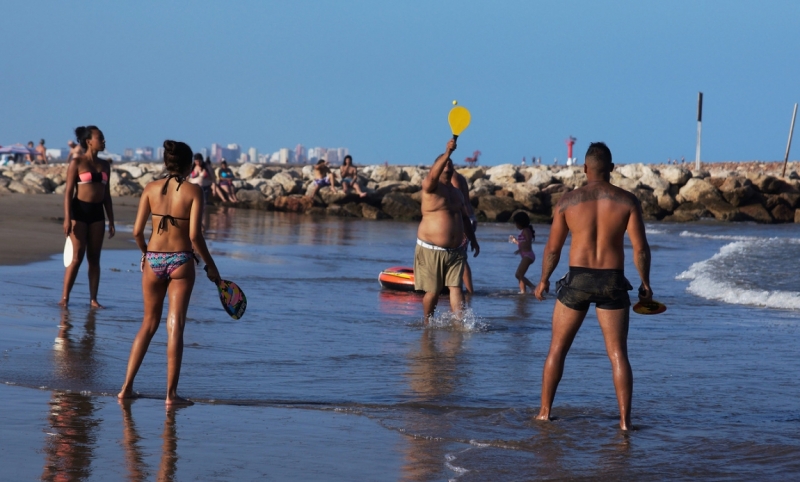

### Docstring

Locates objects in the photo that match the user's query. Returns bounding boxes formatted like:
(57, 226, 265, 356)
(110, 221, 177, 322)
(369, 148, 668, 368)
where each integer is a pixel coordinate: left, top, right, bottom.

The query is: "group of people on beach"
(414, 138, 653, 431)
(188, 154, 239, 204)
(308, 154, 368, 200)
(60, 126, 219, 405)
(59, 126, 654, 427)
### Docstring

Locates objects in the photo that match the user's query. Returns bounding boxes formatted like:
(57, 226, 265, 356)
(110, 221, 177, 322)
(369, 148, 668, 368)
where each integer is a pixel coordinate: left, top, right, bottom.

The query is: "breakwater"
(3, 160, 800, 223)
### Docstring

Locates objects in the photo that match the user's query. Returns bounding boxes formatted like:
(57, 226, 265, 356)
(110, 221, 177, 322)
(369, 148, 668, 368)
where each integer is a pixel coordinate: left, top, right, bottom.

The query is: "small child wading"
(509, 212, 536, 294)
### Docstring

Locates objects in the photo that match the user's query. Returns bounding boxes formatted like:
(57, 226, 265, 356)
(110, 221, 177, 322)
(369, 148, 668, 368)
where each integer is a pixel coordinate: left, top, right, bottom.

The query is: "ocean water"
(2, 208, 799, 480)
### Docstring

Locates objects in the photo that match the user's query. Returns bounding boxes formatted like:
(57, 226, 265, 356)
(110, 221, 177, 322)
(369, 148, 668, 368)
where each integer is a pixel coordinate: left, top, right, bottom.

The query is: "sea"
(1, 208, 799, 480)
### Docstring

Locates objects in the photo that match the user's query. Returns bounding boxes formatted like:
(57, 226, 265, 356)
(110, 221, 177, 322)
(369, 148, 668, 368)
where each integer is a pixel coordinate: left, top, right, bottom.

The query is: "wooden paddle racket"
(205, 267, 247, 319)
(633, 300, 667, 315)
(448, 101, 471, 141)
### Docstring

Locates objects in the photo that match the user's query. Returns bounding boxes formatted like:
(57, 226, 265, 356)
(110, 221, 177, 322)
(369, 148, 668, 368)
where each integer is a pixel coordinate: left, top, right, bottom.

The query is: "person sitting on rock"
(339, 155, 367, 198)
(309, 159, 337, 200)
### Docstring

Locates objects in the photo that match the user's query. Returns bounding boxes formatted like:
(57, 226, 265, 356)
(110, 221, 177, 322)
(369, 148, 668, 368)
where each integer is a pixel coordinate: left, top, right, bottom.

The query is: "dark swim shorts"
(555, 267, 632, 311)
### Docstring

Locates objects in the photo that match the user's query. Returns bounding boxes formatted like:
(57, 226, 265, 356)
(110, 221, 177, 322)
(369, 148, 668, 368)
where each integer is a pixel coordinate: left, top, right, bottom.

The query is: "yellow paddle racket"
(448, 101, 471, 141)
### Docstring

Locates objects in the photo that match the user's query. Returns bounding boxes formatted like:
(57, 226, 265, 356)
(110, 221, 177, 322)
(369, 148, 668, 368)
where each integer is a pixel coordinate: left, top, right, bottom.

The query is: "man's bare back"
(533, 142, 652, 431)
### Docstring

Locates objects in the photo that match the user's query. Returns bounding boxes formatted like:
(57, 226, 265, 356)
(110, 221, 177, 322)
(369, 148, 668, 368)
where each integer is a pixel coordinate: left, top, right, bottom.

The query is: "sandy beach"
(0, 193, 140, 265)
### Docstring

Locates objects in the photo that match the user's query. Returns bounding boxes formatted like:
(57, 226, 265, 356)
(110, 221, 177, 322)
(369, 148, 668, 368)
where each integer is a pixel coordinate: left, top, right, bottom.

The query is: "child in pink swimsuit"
(509, 212, 536, 294)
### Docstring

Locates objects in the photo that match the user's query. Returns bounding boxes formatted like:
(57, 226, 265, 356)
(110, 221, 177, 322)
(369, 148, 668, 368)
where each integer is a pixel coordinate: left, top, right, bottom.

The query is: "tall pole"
(781, 103, 798, 177)
(695, 92, 703, 171)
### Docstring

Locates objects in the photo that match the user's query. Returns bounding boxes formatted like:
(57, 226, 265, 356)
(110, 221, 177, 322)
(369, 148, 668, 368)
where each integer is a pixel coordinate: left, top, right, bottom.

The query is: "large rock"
(274, 195, 313, 213)
(701, 197, 744, 222)
(633, 189, 665, 220)
(457, 167, 485, 183)
(362, 204, 388, 220)
(319, 188, 350, 205)
(617, 163, 644, 179)
(738, 203, 773, 223)
(677, 178, 721, 203)
(657, 191, 678, 212)
(375, 180, 419, 196)
(486, 164, 520, 185)
(663, 202, 711, 222)
(477, 195, 522, 222)
(611, 174, 641, 193)
(795, 209, 800, 223)
(506, 183, 544, 212)
(237, 163, 260, 180)
(236, 189, 265, 204)
(259, 180, 285, 199)
(136, 172, 156, 188)
(639, 169, 670, 192)
(753, 174, 792, 194)
(527, 170, 554, 189)
(722, 185, 756, 207)
(116, 164, 143, 179)
(272, 171, 300, 194)
(8, 180, 41, 194)
(771, 204, 795, 223)
(661, 167, 692, 186)
(23, 171, 54, 192)
(370, 165, 404, 183)
(561, 171, 587, 190)
(381, 192, 421, 220)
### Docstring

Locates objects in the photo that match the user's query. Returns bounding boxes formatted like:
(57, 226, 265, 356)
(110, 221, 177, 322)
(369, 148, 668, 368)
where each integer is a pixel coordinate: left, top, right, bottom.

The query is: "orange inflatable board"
(378, 266, 416, 292)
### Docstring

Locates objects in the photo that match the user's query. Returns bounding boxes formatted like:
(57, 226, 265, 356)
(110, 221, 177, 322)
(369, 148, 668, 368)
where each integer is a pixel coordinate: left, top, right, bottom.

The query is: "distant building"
(200, 147, 208, 159)
(211, 143, 241, 163)
(295, 144, 306, 164)
(156, 147, 165, 160)
(239, 152, 249, 163)
(279, 147, 293, 164)
(123, 148, 134, 160)
(307, 147, 327, 163)
(248, 147, 258, 164)
(132, 147, 154, 161)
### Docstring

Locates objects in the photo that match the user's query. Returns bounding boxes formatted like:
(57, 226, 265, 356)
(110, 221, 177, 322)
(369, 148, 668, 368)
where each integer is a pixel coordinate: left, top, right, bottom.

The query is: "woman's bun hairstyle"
(75, 125, 99, 149)
(163, 140, 193, 174)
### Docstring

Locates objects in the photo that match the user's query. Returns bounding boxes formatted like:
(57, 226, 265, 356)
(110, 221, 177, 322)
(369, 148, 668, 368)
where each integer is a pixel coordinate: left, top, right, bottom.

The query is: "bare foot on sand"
(117, 388, 138, 401)
(90, 299, 104, 309)
(166, 395, 194, 407)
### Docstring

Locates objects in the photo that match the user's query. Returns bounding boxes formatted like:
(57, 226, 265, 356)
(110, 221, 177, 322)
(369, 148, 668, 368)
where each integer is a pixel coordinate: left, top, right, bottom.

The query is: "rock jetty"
(3, 160, 800, 224)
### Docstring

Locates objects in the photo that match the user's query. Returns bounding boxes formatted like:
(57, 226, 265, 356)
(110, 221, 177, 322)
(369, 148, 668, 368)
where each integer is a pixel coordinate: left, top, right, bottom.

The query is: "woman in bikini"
(339, 155, 367, 197)
(118, 140, 220, 406)
(60, 126, 115, 308)
(510, 211, 536, 294)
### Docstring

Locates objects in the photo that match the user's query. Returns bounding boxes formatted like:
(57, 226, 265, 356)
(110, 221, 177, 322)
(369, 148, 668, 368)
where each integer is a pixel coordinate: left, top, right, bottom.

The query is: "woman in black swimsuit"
(61, 126, 115, 308)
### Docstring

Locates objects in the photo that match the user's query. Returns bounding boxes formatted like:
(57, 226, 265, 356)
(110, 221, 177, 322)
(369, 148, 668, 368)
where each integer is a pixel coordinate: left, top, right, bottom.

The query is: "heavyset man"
(415, 138, 479, 324)
(534, 142, 653, 431)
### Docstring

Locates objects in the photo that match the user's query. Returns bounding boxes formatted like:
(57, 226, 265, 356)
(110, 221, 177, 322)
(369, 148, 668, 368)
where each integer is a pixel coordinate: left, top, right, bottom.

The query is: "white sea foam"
(645, 227, 666, 235)
(679, 230, 800, 244)
(676, 240, 800, 310)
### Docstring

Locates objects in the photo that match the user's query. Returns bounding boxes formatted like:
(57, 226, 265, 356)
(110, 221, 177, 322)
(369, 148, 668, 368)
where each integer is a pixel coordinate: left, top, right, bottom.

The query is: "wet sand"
(0, 193, 141, 265)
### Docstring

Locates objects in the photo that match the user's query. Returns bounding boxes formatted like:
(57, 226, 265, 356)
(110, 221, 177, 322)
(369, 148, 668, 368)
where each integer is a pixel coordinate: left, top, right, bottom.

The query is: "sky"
(1, 1, 798, 166)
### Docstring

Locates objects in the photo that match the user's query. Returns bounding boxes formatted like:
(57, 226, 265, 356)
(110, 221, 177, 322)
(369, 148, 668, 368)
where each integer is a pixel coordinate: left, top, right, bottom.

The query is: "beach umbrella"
(0, 144, 37, 155)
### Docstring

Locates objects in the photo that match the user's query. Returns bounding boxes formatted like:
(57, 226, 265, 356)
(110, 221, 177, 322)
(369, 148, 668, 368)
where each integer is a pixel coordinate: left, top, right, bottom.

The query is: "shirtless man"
(416, 138, 479, 324)
(450, 169, 476, 294)
(67, 140, 83, 162)
(533, 142, 652, 431)
(309, 159, 337, 200)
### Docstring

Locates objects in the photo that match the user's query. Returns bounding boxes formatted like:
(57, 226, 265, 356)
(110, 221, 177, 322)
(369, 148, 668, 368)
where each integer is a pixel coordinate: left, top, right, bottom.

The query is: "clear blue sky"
(1, 1, 798, 165)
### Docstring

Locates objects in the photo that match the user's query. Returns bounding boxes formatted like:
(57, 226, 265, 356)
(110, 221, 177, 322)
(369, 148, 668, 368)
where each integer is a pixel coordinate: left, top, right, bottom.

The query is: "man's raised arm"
(422, 139, 456, 193)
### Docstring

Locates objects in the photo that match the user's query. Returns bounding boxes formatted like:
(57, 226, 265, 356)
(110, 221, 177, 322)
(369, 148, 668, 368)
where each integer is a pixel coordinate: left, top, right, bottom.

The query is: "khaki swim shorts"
(413, 240, 466, 293)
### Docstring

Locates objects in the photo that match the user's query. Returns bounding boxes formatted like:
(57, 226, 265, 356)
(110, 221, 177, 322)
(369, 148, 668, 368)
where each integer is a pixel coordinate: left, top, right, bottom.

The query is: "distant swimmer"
(450, 166, 476, 294)
(416, 138, 479, 325)
(533, 142, 653, 431)
(118, 140, 221, 406)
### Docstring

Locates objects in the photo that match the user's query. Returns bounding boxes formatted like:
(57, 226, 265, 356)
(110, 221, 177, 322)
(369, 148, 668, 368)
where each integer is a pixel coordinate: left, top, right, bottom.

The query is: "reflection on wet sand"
(400, 329, 465, 481)
(53, 309, 98, 385)
(119, 402, 185, 482)
(40, 391, 98, 481)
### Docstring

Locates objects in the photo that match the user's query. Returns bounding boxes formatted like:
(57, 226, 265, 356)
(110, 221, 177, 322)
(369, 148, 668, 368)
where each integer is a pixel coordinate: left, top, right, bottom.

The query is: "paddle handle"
(452, 134, 459, 141)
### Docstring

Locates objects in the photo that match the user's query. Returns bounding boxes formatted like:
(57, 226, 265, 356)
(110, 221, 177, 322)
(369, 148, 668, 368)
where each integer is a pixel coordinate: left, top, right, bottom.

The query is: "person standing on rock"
(60, 126, 115, 308)
(450, 167, 476, 294)
(533, 142, 653, 431)
(416, 138, 479, 325)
